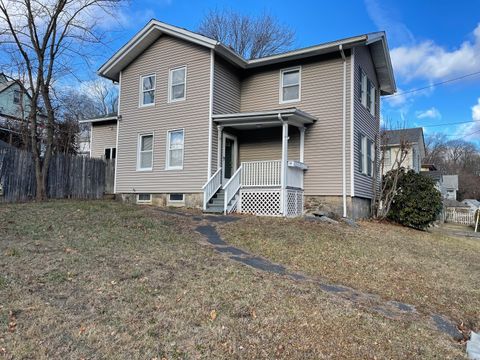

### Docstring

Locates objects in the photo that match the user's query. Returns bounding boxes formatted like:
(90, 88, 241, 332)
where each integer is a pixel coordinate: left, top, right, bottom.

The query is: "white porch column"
(299, 127, 305, 163)
(217, 125, 223, 171)
(280, 121, 289, 216)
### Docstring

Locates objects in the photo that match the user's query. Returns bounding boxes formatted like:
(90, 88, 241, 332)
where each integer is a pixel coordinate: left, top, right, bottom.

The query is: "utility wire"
(421, 119, 480, 128)
(386, 70, 480, 97)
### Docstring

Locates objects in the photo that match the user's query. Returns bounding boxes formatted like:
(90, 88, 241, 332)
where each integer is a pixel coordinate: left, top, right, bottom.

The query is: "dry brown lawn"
(0, 201, 470, 359)
(218, 216, 480, 332)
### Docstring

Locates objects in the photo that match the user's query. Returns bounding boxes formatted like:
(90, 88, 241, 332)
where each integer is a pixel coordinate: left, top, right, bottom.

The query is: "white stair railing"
(202, 168, 222, 210)
(223, 165, 242, 214)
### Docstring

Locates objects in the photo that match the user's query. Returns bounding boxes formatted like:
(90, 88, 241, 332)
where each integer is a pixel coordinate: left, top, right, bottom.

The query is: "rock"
(341, 218, 358, 228)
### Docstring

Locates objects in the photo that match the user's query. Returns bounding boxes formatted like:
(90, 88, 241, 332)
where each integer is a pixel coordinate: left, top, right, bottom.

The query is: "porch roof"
(212, 108, 317, 129)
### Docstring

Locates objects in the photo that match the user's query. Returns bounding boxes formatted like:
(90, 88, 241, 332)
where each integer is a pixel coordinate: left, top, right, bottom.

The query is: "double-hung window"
(384, 148, 391, 167)
(13, 90, 21, 104)
(359, 133, 375, 177)
(166, 129, 184, 170)
(104, 147, 116, 160)
(137, 134, 153, 171)
(169, 66, 186, 102)
(359, 68, 376, 116)
(140, 74, 155, 106)
(280, 67, 300, 103)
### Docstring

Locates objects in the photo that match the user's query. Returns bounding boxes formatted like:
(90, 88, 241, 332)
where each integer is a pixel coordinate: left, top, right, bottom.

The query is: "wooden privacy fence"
(0, 147, 106, 203)
(443, 208, 476, 225)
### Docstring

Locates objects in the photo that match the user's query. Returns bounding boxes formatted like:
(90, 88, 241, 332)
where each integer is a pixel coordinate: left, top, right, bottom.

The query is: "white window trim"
(139, 74, 156, 107)
(384, 147, 391, 167)
(137, 193, 152, 204)
(168, 66, 187, 103)
(103, 146, 116, 160)
(168, 193, 185, 203)
(361, 134, 368, 175)
(369, 140, 375, 177)
(279, 66, 301, 104)
(370, 85, 376, 116)
(166, 128, 185, 170)
(137, 133, 154, 172)
(360, 70, 367, 107)
(359, 68, 376, 116)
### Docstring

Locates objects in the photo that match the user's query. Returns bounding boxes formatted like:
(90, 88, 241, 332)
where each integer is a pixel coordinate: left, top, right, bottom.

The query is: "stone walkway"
(154, 208, 466, 342)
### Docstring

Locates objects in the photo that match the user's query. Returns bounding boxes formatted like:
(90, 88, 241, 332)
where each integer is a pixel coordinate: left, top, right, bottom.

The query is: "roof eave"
(79, 116, 118, 124)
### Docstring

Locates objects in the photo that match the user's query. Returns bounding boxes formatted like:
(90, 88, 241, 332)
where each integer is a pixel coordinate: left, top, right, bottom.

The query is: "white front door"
(222, 133, 238, 184)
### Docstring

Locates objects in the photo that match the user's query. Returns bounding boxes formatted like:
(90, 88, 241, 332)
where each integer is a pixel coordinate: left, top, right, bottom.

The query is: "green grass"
(218, 216, 480, 331)
(0, 200, 467, 359)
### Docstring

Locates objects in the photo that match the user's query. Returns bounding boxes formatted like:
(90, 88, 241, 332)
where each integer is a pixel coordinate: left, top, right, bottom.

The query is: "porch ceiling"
(212, 108, 317, 130)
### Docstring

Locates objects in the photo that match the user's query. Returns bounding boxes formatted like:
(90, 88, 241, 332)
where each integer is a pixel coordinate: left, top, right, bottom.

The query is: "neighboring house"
(381, 127, 425, 174)
(462, 199, 480, 211)
(77, 128, 91, 156)
(0, 73, 46, 148)
(421, 171, 459, 200)
(81, 20, 396, 218)
(442, 175, 459, 200)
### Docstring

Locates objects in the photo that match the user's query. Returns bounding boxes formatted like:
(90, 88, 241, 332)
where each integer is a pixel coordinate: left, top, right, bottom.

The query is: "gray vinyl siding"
(211, 57, 241, 173)
(116, 35, 211, 193)
(240, 54, 352, 196)
(238, 127, 300, 163)
(353, 46, 380, 199)
(91, 122, 117, 158)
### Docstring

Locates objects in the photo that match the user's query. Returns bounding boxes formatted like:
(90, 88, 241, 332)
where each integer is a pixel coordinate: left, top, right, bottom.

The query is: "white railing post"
(280, 122, 289, 216)
(201, 168, 222, 210)
(222, 165, 242, 214)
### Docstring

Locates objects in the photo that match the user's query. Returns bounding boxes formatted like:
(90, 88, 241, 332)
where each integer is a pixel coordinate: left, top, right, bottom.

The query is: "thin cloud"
(416, 107, 441, 120)
(451, 97, 480, 142)
(391, 24, 480, 82)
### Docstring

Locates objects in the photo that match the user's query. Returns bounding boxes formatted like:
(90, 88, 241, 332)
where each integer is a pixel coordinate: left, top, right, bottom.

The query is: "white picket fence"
(443, 208, 476, 225)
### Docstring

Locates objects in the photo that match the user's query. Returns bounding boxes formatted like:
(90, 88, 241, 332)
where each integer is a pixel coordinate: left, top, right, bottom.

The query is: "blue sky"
(94, 0, 480, 144)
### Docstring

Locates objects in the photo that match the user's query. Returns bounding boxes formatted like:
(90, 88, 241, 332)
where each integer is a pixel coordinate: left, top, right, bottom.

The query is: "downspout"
(113, 71, 121, 195)
(340, 44, 347, 218)
(207, 49, 214, 179)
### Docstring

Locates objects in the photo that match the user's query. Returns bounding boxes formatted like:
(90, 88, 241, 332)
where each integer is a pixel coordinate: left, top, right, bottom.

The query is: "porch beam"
(280, 120, 289, 216)
(299, 127, 305, 163)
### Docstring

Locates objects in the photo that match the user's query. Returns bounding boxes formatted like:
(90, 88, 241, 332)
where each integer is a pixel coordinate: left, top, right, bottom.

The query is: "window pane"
(112, 148, 116, 159)
(171, 84, 185, 100)
(283, 71, 299, 86)
(143, 76, 154, 91)
(138, 193, 151, 201)
(104, 148, 111, 159)
(172, 68, 185, 84)
(141, 135, 153, 151)
(169, 193, 184, 201)
(283, 85, 299, 101)
(169, 149, 183, 167)
(140, 152, 152, 169)
(143, 90, 154, 105)
(170, 131, 184, 148)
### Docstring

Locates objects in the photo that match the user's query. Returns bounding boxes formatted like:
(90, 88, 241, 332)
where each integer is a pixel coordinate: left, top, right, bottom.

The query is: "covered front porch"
(202, 108, 316, 216)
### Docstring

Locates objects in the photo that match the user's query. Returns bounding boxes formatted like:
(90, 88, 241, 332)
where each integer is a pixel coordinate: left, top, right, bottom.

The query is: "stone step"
(204, 206, 224, 213)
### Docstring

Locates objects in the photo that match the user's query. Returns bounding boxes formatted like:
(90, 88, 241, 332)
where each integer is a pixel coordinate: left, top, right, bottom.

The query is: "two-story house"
(381, 128, 425, 174)
(82, 20, 396, 219)
(0, 73, 31, 145)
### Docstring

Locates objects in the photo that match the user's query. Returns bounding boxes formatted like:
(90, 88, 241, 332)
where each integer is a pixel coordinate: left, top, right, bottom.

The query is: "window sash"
(360, 70, 367, 106)
(384, 148, 391, 166)
(167, 130, 184, 169)
(170, 67, 186, 101)
(362, 136, 368, 175)
(138, 134, 153, 170)
(13, 90, 20, 104)
(281, 69, 300, 102)
(140, 75, 155, 106)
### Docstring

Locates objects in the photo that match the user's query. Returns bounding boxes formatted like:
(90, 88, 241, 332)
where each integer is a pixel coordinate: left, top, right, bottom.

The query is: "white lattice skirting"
(286, 189, 304, 217)
(237, 188, 304, 217)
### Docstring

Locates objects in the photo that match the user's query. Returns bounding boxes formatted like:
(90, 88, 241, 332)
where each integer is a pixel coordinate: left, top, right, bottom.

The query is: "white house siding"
(353, 46, 380, 199)
(240, 53, 352, 197)
(91, 122, 117, 158)
(116, 35, 211, 194)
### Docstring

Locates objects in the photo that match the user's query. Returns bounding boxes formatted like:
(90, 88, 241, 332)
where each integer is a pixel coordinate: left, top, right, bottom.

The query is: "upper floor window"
(140, 74, 155, 106)
(137, 133, 153, 171)
(280, 67, 301, 103)
(169, 66, 186, 102)
(359, 68, 376, 116)
(384, 148, 391, 167)
(166, 129, 184, 170)
(13, 90, 21, 104)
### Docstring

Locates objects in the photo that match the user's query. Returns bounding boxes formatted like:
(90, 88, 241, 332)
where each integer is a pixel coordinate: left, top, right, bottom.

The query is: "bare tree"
(372, 131, 411, 219)
(0, 0, 123, 200)
(198, 9, 295, 59)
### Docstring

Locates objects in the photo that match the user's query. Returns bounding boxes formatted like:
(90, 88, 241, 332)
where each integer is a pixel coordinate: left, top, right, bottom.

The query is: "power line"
(445, 128, 480, 138)
(421, 119, 480, 128)
(385, 70, 480, 98)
